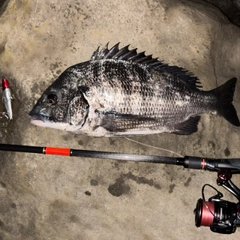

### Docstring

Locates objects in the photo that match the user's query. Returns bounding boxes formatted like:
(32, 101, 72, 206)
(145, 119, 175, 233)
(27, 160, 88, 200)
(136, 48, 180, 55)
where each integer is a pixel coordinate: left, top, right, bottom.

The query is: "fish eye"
(47, 93, 58, 105)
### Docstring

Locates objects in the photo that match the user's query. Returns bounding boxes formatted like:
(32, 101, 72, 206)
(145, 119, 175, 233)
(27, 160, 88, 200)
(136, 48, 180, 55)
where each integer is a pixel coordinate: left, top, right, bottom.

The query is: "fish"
(2, 78, 13, 120)
(29, 43, 240, 137)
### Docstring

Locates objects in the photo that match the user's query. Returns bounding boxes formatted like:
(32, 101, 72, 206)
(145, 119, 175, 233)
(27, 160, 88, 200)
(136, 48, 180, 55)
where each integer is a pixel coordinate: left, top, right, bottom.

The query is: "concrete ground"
(0, 0, 240, 239)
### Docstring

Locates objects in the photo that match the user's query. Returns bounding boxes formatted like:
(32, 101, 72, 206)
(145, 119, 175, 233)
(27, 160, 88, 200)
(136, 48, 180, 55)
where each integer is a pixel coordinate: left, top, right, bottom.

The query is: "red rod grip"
(45, 147, 71, 156)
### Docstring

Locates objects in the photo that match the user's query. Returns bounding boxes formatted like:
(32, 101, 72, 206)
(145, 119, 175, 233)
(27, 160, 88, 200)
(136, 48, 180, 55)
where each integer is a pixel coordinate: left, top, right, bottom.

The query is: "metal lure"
(2, 78, 13, 120)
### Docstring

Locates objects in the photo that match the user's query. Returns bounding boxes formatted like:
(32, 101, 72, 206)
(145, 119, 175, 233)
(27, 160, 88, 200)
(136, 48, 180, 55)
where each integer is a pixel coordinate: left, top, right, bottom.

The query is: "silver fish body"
(29, 43, 239, 136)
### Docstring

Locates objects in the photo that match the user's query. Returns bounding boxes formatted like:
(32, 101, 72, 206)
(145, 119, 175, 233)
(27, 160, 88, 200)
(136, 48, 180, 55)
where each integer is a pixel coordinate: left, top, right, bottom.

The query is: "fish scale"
(29, 43, 239, 136)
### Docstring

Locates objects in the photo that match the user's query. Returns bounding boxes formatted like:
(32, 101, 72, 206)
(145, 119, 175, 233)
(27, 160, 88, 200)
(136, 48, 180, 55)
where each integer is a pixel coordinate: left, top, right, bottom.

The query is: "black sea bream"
(29, 43, 240, 137)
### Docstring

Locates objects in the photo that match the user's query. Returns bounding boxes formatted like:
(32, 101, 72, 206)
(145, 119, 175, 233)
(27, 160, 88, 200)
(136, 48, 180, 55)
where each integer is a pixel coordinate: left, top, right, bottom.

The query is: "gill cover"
(67, 93, 89, 126)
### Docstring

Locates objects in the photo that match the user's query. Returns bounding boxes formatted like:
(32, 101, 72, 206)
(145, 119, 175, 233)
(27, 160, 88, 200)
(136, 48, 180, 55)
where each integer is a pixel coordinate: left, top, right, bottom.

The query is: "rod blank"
(0, 143, 180, 164)
(1, 143, 240, 172)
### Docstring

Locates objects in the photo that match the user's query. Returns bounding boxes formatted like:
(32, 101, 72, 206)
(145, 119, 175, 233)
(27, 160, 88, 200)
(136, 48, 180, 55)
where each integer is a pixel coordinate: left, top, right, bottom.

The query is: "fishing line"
(124, 137, 184, 158)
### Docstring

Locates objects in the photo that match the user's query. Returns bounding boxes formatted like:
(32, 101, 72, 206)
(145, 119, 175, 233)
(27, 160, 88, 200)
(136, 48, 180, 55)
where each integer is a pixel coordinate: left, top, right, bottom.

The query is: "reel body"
(194, 170, 240, 234)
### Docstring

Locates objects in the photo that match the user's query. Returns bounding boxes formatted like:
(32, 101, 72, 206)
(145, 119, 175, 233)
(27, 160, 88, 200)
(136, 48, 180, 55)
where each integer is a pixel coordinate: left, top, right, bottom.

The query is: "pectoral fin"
(95, 110, 157, 132)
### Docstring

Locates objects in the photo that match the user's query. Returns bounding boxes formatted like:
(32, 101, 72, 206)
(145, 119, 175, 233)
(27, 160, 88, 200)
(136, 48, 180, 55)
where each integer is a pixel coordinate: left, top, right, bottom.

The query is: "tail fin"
(211, 78, 240, 126)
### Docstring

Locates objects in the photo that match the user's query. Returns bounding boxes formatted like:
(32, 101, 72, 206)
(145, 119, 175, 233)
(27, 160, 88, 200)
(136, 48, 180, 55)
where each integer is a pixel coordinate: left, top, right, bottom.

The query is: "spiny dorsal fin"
(91, 43, 162, 67)
(91, 43, 202, 89)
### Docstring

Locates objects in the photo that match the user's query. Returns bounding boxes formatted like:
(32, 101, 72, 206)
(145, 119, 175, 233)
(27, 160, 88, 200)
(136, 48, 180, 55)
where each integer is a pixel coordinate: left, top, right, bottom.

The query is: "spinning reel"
(194, 169, 240, 234)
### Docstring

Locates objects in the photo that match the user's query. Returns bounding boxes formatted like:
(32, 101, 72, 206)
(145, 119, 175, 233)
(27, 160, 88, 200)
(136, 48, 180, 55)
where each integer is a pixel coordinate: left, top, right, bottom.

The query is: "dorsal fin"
(91, 43, 202, 89)
(91, 43, 163, 68)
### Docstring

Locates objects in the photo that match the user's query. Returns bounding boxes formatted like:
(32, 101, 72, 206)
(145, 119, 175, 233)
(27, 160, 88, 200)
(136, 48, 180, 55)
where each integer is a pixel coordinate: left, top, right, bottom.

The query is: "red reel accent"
(201, 201, 215, 226)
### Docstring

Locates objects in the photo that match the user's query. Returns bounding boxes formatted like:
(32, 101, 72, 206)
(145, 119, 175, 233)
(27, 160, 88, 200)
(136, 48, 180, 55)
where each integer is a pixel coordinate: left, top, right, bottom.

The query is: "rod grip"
(184, 156, 204, 169)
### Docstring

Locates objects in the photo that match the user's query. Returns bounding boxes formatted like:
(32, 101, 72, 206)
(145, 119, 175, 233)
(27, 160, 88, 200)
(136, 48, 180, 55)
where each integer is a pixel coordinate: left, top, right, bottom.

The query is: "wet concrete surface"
(0, 0, 240, 239)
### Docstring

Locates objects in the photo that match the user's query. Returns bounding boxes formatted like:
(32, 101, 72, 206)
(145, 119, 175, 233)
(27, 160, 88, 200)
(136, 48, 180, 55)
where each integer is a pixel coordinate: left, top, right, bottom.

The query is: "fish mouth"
(29, 110, 51, 123)
(29, 111, 59, 128)
(30, 114, 49, 123)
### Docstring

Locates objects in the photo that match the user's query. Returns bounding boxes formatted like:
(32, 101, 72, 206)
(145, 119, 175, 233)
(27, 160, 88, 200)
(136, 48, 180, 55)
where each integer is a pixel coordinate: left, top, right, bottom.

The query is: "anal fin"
(173, 116, 200, 135)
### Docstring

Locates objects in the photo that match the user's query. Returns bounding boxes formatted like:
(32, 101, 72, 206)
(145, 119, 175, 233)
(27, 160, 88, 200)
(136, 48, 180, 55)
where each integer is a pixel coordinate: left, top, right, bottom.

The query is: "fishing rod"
(0, 143, 240, 172)
(0, 143, 240, 234)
